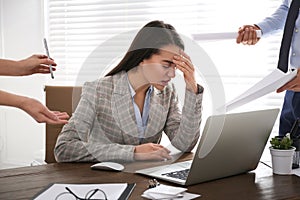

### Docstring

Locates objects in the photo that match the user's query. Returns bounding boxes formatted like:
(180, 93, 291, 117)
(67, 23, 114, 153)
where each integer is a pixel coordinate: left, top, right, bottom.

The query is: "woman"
(55, 20, 204, 162)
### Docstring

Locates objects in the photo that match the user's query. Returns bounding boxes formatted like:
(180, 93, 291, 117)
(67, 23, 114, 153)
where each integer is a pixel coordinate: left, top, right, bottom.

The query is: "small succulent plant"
(270, 133, 293, 150)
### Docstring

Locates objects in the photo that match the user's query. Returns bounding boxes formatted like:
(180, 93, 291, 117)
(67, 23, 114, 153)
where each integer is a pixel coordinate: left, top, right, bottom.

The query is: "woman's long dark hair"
(105, 20, 184, 76)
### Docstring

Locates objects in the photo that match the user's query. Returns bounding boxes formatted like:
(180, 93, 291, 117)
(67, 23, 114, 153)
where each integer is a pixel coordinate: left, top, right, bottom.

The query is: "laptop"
(136, 108, 279, 186)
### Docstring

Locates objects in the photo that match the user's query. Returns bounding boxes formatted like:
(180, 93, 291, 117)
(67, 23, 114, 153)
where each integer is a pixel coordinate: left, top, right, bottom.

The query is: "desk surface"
(1, 154, 300, 200)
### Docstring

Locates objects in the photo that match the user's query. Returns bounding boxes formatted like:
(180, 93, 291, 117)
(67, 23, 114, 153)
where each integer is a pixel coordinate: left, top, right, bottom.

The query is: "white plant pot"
(269, 146, 296, 175)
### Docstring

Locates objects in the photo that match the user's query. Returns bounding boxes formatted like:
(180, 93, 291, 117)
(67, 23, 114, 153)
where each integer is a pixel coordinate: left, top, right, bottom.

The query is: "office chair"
(44, 86, 82, 163)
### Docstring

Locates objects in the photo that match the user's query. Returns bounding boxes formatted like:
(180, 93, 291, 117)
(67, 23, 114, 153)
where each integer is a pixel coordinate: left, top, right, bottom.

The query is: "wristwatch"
(197, 85, 204, 94)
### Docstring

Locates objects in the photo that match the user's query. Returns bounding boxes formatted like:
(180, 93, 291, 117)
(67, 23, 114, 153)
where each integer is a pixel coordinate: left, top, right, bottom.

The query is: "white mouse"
(90, 162, 124, 171)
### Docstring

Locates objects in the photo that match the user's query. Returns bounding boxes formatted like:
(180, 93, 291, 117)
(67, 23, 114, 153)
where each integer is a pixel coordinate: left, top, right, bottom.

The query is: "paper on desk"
(33, 183, 127, 200)
(192, 30, 261, 41)
(221, 68, 297, 112)
(142, 184, 201, 200)
(292, 167, 300, 177)
(142, 192, 201, 200)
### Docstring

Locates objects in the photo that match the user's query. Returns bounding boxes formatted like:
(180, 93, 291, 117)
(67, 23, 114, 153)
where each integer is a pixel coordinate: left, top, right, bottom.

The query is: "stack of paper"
(142, 184, 200, 200)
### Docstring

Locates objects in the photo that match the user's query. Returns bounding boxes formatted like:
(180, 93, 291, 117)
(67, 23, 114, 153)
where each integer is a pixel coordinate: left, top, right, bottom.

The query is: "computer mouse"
(90, 162, 124, 171)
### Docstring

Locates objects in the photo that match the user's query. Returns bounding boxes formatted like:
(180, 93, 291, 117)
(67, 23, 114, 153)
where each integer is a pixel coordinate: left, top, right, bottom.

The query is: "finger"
(43, 118, 69, 125)
(147, 150, 171, 161)
(41, 112, 69, 124)
(176, 53, 193, 67)
(34, 54, 48, 59)
(36, 66, 57, 74)
(35, 66, 51, 72)
(159, 149, 172, 160)
(50, 119, 69, 125)
(248, 27, 254, 45)
(56, 113, 70, 120)
(55, 111, 69, 117)
(242, 28, 250, 45)
(277, 84, 289, 93)
(236, 31, 244, 44)
(52, 111, 70, 118)
(35, 54, 56, 64)
(277, 83, 297, 93)
(151, 144, 171, 153)
(42, 109, 59, 121)
(152, 145, 166, 152)
(153, 143, 165, 149)
(175, 61, 193, 75)
(180, 50, 191, 61)
(173, 56, 194, 72)
(249, 27, 259, 45)
(277, 77, 298, 92)
(41, 58, 57, 66)
(238, 26, 244, 34)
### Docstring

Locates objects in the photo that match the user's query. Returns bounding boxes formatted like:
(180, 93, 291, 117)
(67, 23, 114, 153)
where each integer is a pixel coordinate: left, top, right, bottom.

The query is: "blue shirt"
(127, 75, 153, 142)
(257, 0, 300, 68)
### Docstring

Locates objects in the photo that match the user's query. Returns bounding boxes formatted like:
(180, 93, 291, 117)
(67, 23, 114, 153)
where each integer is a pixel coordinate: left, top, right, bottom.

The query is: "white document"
(142, 184, 200, 200)
(192, 30, 261, 41)
(223, 68, 297, 112)
(33, 183, 128, 200)
(292, 167, 300, 177)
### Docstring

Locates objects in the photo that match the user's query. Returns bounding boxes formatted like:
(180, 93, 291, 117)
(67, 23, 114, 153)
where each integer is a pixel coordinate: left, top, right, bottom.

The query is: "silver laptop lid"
(186, 108, 279, 185)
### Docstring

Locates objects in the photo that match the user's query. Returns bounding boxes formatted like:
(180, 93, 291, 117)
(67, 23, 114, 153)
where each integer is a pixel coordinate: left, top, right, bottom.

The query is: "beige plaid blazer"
(55, 71, 203, 162)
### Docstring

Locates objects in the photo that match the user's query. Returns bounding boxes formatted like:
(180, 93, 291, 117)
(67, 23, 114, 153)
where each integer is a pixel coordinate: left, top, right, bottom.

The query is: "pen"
(43, 38, 54, 79)
(290, 119, 300, 140)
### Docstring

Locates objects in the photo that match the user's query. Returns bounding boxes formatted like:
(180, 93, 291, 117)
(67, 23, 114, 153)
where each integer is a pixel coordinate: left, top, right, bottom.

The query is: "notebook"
(136, 109, 279, 186)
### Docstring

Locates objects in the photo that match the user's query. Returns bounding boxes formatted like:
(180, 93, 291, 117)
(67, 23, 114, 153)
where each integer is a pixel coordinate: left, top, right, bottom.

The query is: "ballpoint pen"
(290, 118, 300, 139)
(43, 38, 54, 79)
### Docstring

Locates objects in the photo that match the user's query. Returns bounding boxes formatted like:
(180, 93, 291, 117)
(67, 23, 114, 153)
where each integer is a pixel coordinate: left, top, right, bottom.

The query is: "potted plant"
(269, 133, 296, 175)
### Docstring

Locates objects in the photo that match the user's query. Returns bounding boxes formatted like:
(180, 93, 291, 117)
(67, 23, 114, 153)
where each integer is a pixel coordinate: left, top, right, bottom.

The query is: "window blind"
(45, 0, 284, 112)
(45, 0, 204, 85)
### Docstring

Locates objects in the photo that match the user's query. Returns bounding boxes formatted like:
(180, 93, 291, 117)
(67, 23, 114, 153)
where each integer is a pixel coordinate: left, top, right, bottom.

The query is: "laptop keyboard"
(161, 168, 190, 180)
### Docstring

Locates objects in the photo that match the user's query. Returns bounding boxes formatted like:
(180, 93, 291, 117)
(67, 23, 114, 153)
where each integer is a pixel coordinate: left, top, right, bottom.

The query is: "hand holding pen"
(43, 38, 55, 79)
(8, 54, 57, 76)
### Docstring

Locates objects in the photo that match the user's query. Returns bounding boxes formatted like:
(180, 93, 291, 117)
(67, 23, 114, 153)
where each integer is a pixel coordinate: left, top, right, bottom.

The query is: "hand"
(277, 69, 300, 93)
(20, 97, 69, 124)
(236, 25, 261, 45)
(134, 143, 172, 161)
(173, 50, 198, 94)
(18, 54, 57, 76)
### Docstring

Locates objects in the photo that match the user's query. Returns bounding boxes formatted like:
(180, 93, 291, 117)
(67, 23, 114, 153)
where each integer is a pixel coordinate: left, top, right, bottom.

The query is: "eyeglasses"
(55, 187, 108, 200)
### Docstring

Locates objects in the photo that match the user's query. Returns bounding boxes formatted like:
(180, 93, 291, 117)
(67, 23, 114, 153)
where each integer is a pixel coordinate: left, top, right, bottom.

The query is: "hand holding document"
(222, 68, 297, 112)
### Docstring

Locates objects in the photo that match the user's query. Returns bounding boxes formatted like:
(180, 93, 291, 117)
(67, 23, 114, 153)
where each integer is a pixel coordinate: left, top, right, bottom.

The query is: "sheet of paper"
(144, 184, 187, 196)
(142, 184, 201, 200)
(142, 192, 201, 200)
(33, 183, 128, 200)
(292, 167, 300, 177)
(192, 30, 261, 41)
(222, 68, 297, 112)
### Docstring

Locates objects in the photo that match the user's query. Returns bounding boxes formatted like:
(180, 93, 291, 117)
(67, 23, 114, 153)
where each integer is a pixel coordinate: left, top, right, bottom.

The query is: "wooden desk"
(1, 154, 300, 200)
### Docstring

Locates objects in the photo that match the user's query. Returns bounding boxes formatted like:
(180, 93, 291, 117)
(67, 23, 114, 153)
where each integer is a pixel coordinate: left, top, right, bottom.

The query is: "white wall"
(0, 0, 46, 168)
